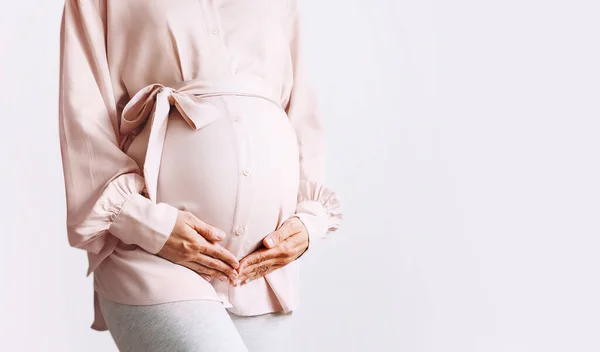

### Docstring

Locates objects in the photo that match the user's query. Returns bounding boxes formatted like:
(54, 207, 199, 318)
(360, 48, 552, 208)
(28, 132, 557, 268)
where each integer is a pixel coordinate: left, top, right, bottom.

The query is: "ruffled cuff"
(291, 180, 343, 250)
(107, 176, 179, 254)
(73, 173, 178, 255)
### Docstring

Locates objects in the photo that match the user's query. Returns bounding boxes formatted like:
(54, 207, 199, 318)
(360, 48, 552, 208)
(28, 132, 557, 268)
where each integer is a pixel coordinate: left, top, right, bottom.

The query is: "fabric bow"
(118, 78, 282, 203)
(119, 81, 230, 203)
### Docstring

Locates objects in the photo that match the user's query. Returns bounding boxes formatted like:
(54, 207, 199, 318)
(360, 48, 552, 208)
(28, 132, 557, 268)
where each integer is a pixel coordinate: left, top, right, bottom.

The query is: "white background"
(1, 0, 600, 351)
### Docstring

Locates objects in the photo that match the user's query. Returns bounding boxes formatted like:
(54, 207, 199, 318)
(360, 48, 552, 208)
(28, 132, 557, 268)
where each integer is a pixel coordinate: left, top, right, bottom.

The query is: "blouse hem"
(91, 285, 299, 331)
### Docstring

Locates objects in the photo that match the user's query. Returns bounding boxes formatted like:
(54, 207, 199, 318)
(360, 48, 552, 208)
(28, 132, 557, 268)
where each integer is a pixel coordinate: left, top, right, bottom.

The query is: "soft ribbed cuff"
(108, 193, 179, 254)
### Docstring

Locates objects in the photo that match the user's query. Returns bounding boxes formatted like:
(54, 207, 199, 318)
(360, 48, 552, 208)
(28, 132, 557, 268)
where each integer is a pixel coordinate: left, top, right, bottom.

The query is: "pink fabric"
(58, 0, 343, 331)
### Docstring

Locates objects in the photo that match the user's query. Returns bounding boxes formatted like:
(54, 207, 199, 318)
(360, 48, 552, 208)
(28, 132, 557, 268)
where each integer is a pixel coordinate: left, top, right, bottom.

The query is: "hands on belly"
(233, 217, 309, 287)
(157, 210, 241, 284)
(157, 211, 308, 287)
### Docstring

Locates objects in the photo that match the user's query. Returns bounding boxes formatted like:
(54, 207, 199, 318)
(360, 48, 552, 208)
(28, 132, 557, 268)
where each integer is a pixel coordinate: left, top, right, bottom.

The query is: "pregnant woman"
(57, 0, 343, 351)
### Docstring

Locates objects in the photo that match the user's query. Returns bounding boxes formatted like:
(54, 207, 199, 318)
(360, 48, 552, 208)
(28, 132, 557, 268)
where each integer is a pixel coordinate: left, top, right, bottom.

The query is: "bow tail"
(142, 90, 173, 204)
(141, 91, 228, 203)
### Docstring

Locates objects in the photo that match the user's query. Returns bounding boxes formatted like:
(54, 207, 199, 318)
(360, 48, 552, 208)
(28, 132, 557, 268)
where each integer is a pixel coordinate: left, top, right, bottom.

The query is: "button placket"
(228, 106, 254, 257)
(198, 0, 222, 42)
(211, 103, 253, 300)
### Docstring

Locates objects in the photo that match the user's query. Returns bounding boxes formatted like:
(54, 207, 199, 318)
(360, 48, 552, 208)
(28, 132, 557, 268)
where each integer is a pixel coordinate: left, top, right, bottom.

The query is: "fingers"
(184, 262, 231, 283)
(238, 247, 282, 271)
(237, 258, 283, 285)
(236, 238, 303, 286)
(263, 217, 303, 249)
(200, 242, 240, 270)
(185, 212, 226, 242)
(181, 211, 239, 269)
(194, 253, 239, 282)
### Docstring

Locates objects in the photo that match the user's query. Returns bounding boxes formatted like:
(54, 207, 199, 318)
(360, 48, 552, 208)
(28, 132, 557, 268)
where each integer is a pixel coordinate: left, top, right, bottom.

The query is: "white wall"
(1, 0, 599, 351)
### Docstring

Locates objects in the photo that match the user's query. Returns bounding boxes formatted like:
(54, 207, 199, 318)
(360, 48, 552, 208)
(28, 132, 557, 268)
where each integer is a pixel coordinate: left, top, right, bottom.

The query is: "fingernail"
(265, 237, 275, 247)
(202, 275, 212, 282)
(219, 275, 228, 282)
(242, 279, 249, 285)
(216, 232, 225, 240)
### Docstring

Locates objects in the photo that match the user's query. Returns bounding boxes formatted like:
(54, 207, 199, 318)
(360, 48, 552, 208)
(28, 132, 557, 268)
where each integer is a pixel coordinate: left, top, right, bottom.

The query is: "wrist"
(108, 193, 179, 254)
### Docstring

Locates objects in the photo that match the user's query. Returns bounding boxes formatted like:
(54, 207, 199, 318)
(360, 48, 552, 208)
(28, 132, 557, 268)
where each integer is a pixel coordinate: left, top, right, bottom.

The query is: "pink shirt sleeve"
(283, 0, 344, 249)
(58, 0, 178, 257)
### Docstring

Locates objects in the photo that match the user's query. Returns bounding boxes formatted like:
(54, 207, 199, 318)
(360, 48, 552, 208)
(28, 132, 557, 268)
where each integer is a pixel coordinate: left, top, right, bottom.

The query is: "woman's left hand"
(234, 217, 309, 286)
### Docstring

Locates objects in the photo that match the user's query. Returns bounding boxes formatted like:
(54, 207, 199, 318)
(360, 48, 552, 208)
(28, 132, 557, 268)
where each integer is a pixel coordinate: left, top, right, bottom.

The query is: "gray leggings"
(98, 296, 294, 352)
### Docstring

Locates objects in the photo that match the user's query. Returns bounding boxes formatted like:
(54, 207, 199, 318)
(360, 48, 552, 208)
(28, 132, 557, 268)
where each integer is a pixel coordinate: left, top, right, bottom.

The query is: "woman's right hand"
(157, 210, 239, 284)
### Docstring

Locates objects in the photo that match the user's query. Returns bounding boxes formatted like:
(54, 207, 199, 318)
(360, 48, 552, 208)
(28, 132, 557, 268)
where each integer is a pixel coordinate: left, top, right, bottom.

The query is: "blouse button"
(212, 29, 219, 35)
(242, 168, 251, 176)
(235, 227, 245, 236)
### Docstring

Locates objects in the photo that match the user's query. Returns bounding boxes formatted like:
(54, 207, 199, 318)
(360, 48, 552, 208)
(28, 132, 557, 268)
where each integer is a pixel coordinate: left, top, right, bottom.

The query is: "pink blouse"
(58, 0, 343, 331)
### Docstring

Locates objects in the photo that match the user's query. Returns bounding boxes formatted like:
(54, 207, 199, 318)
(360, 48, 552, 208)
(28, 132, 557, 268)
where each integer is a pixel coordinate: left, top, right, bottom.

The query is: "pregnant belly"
(155, 95, 300, 255)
